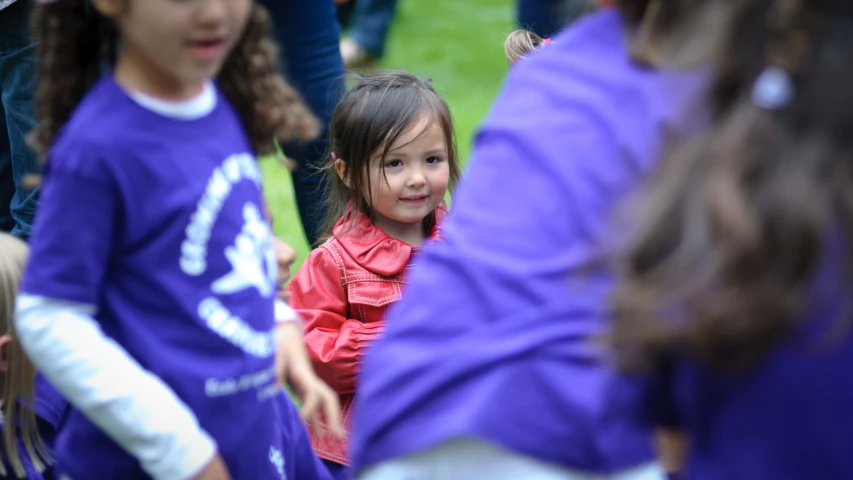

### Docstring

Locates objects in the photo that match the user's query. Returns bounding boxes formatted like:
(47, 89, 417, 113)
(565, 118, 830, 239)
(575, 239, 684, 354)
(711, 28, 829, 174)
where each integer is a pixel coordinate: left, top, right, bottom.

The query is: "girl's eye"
(385, 159, 403, 168)
(425, 156, 442, 164)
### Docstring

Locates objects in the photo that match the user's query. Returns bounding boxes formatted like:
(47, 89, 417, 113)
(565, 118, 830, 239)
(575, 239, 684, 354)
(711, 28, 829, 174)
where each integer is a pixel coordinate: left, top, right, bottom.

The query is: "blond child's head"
(0, 233, 50, 477)
(505, 29, 550, 67)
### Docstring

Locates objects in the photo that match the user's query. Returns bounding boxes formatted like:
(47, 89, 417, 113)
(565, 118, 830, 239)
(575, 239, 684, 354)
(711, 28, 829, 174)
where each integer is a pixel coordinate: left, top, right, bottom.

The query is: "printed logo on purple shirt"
(179, 153, 280, 401)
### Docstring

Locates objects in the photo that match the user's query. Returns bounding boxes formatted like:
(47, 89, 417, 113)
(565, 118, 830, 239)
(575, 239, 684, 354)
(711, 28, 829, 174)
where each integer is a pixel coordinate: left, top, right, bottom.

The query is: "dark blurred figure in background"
(0, 0, 39, 241)
(517, 0, 596, 38)
(260, 0, 346, 246)
(335, 0, 399, 69)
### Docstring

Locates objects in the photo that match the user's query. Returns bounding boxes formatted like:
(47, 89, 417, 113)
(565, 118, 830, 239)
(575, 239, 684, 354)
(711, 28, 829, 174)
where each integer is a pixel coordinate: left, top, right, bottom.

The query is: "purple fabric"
(350, 9, 706, 475)
(321, 460, 351, 480)
(21, 75, 285, 478)
(649, 233, 853, 480)
(274, 395, 335, 480)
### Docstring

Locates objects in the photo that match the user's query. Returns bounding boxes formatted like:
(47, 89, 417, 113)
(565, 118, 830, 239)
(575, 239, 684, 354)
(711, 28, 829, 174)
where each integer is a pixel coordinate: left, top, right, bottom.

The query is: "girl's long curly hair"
(612, 0, 853, 372)
(29, 1, 318, 158)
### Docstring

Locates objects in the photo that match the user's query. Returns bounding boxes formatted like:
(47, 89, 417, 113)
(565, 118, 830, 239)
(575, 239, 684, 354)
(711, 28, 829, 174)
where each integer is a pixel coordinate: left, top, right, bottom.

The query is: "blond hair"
(505, 29, 547, 67)
(0, 234, 50, 477)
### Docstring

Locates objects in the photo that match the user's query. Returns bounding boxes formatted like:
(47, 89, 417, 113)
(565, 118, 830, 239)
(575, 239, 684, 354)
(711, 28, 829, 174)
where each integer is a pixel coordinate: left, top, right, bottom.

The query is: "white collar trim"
(128, 81, 217, 120)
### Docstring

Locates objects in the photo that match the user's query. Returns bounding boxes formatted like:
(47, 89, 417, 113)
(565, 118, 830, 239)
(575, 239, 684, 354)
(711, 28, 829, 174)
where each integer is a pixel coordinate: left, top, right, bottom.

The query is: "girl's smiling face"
(92, 0, 252, 99)
(367, 117, 450, 242)
(334, 115, 450, 245)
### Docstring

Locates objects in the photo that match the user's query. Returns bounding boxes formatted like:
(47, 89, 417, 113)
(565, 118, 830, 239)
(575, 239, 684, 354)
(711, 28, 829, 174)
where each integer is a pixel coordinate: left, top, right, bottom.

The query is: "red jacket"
(287, 207, 446, 465)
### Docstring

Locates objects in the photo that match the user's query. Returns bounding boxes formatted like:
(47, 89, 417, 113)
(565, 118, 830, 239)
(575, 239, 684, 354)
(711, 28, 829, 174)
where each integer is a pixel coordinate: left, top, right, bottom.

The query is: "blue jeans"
(342, 0, 399, 58)
(260, 0, 345, 246)
(0, 0, 39, 240)
(517, 0, 588, 38)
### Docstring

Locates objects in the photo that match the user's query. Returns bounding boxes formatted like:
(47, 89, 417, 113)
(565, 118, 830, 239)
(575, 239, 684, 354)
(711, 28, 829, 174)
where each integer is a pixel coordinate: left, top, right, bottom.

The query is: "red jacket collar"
(331, 205, 447, 277)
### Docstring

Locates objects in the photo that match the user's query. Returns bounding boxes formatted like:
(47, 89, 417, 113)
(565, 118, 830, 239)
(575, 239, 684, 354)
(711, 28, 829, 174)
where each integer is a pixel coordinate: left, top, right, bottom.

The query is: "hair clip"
(543, 38, 552, 46)
(751, 66, 794, 110)
(331, 152, 338, 161)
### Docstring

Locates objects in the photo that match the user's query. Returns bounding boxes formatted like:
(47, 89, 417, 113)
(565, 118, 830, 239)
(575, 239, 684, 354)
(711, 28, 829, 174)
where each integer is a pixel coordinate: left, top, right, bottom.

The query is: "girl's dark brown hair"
(0, 234, 49, 478)
(615, 0, 652, 23)
(616, 0, 731, 68)
(505, 29, 546, 67)
(320, 70, 461, 242)
(28, 0, 318, 158)
(612, 0, 852, 372)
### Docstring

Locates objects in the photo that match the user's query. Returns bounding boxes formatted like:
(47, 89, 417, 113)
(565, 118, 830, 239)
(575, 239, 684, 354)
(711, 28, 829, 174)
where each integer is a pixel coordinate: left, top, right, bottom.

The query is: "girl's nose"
(407, 169, 426, 188)
(196, 0, 228, 26)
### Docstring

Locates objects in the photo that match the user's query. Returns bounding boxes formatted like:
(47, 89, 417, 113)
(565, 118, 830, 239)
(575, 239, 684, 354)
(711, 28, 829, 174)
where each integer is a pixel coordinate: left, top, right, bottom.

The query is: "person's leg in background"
(0, 105, 14, 234)
(336, 0, 357, 30)
(260, 0, 346, 247)
(0, 0, 39, 241)
(554, 0, 597, 29)
(339, 0, 399, 68)
(516, 0, 594, 38)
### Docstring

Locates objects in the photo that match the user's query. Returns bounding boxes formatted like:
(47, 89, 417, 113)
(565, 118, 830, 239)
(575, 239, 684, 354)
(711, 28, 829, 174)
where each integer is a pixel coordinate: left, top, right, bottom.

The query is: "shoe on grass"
(340, 37, 377, 69)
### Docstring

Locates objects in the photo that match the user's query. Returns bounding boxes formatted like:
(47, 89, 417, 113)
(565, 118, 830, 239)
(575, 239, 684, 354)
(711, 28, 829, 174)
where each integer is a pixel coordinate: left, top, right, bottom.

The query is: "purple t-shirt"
(649, 234, 853, 479)
(21, 76, 287, 478)
(350, 9, 705, 474)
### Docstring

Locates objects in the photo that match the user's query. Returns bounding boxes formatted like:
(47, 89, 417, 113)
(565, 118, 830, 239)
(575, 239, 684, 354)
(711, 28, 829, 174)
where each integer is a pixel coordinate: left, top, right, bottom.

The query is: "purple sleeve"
(20, 146, 120, 305)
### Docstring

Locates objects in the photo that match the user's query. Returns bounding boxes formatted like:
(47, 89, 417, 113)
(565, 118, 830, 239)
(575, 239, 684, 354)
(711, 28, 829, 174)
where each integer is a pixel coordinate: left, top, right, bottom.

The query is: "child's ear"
(0, 335, 13, 374)
(334, 159, 351, 188)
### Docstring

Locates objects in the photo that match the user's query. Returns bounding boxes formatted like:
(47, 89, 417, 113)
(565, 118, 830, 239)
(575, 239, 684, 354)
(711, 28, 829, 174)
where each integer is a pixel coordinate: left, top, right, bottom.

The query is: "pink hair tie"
(543, 38, 552, 46)
(331, 152, 337, 161)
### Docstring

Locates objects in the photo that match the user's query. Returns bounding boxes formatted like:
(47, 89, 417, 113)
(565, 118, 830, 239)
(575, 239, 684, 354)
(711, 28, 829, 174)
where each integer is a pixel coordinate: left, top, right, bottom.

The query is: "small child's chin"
(391, 215, 427, 225)
(399, 203, 435, 215)
(386, 210, 430, 224)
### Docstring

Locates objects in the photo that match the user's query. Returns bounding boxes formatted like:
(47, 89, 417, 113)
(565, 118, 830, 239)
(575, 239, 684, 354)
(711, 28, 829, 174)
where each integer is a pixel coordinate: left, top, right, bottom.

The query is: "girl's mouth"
(188, 38, 226, 62)
(400, 195, 429, 204)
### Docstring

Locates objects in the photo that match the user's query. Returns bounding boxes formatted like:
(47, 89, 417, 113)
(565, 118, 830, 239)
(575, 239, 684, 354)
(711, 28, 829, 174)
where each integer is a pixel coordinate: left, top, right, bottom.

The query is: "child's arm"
(657, 428, 687, 475)
(644, 359, 687, 477)
(274, 317, 344, 437)
(287, 246, 384, 395)
(267, 214, 343, 436)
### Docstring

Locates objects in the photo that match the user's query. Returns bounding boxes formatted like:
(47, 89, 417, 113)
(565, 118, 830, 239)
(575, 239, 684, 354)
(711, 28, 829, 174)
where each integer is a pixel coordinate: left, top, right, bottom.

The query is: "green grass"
(262, 0, 514, 268)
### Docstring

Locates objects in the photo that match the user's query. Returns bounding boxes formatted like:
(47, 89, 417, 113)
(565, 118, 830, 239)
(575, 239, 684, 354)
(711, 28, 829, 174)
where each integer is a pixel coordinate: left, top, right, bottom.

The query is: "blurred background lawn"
(262, 0, 514, 269)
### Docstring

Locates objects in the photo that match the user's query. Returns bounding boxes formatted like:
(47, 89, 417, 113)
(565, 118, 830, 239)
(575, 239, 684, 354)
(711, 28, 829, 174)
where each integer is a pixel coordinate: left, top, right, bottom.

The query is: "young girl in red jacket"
(287, 70, 461, 479)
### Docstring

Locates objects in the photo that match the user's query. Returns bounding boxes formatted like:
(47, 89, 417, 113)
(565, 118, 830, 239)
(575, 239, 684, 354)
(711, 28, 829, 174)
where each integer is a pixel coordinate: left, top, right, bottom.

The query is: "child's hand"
(191, 453, 231, 480)
(276, 322, 344, 438)
(273, 237, 296, 303)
